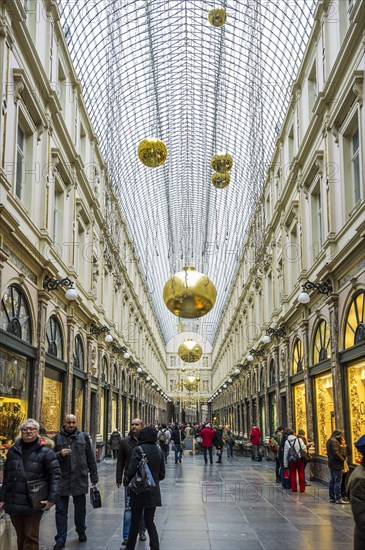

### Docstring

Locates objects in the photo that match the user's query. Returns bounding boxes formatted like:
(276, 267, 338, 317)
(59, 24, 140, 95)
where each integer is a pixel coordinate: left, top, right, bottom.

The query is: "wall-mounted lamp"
(112, 345, 127, 354)
(137, 366, 143, 373)
(262, 325, 286, 343)
(91, 324, 113, 343)
(43, 275, 78, 300)
(105, 333, 113, 343)
(219, 388, 222, 393)
(227, 378, 233, 383)
(151, 382, 156, 387)
(297, 279, 332, 303)
(247, 348, 264, 362)
(223, 383, 227, 389)
(146, 376, 151, 381)
(234, 367, 240, 374)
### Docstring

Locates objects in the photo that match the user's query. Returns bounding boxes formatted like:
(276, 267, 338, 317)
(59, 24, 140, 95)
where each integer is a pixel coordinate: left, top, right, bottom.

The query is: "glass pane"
(42, 376, 62, 435)
(347, 361, 365, 464)
(0, 285, 31, 343)
(0, 351, 29, 447)
(314, 371, 334, 456)
(345, 292, 365, 349)
(293, 382, 306, 435)
(74, 378, 84, 429)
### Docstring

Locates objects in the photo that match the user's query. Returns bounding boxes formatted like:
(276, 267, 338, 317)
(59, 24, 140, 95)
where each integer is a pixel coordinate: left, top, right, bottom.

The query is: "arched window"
(344, 291, 365, 349)
(292, 338, 303, 374)
(313, 319, 330, 364)
(101, 356, 108, 383)
(46, 315, 63, 358)
(121, 370, 126, 391)
(73, 335, 85, 371)
(269, 359, 276, 385)
(259, 367, 265, 391)
(1, 284, 32, 343)
(252, 372, 257, 394)
(112, 364, 118, 386)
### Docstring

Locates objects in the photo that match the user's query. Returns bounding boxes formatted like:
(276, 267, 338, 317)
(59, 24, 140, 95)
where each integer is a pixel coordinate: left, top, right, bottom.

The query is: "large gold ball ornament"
(211, 152, 233, 172)
(212, 172, 230, 189)
(138, 137, 167, 167)
(178, 339, 203, 363)
(163, 266, 217, 319)
(208, 8, 227, 27)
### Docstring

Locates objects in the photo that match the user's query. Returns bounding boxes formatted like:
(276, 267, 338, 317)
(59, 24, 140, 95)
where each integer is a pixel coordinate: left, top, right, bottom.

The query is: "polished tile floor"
(1, 452, 355, 550)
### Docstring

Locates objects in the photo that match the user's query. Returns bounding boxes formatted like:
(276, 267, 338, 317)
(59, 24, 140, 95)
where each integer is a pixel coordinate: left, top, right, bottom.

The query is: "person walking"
(200, 423, 215, 464)
(110, 429, 122, 460)
(326, 429, 349, 504)
(157, 424, 171, 463)
(223, 425, 235, 458)
(283, 429, 307, 492)
(116, 419, 146, 548)
(125, 427, 165, 550)
(0, 418, 60, 550)
(347, 434, 365, 550)
(213, 426, 224, 464)
(270, 426, 283, 482)
(170, 424, 185, 464)
(53, 414, 99, 549)
(249, 425, 262, 461)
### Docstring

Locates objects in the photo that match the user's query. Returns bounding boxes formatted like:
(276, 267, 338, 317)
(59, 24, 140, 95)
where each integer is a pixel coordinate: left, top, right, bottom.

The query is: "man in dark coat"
(170, 423, 186, 464)
(125, 427, 165, 550)
(53, 414, 98, 549)
(213, 426, 224, 463)
(326, 429, 348, 504)
(347, 434, 365, 550)
(0, 418, 60, 550)
(116, 418, 146, 547)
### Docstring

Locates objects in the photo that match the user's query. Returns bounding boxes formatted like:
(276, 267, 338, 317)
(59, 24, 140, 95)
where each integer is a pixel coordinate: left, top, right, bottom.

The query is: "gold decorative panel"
(42, 377, 62, 436)
(314, 371, 334, 456)
(348, 361, 365, 464)
(293, 383, 306, 435)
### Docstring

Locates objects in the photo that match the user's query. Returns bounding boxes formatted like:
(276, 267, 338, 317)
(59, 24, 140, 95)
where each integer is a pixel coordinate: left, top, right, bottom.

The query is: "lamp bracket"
(267, 325, 286, 338)
(90, 324, 109, 335)
(43, 275, 74, 292)
(302, 279, 332, 295)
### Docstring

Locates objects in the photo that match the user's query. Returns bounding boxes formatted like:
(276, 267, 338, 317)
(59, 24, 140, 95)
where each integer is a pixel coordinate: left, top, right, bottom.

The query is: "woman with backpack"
(283, 429, 307, 492)
(157, 424, 171, 463)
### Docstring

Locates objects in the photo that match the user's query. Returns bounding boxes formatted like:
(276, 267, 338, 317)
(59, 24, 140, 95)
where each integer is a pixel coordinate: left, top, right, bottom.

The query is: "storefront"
(291, 338, 306, 434)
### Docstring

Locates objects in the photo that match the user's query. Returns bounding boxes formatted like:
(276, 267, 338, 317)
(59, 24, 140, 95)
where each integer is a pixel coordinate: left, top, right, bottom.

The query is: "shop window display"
(74, 378, 84, 429)
(0, 351, 29, 455)
(347, 361, 365, 464)
(42, 374, 62, 436)
(314, 371, 334, 456)
(293, 383, 306, 435)
(344, 291, 365, 349)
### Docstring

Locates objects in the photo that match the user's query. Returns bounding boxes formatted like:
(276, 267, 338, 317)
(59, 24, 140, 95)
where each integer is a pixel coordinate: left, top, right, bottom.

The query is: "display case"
(347, 360, 365, 464)
(293, 382, 306, 435)
(42, 375, 63, 435)
(314, 371, 334, 456)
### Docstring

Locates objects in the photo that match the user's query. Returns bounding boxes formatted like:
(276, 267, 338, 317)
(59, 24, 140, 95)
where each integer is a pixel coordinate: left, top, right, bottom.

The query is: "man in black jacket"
(116, 419, 146, 548)
(326, 429, 348, 504)
(347, 434, 365, 550)
(53, 414, 99, 549)
(0, 418, 60, 550)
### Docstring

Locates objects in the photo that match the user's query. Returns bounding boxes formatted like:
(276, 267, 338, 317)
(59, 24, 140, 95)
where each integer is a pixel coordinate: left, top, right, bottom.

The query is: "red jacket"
(201, 427, 215, 447)
(249, 427, 262, 445)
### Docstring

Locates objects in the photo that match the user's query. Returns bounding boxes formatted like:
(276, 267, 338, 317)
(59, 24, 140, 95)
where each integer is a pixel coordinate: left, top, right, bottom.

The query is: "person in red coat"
(249, 425, 262, 461)
(200, 423, 215, 464)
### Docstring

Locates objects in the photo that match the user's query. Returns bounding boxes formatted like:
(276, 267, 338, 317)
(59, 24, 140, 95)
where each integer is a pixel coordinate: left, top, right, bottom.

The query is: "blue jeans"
(174, 444, 182, 463)
(227, 443, 233, 457)
(55, 494, 86, 543)
(329, 469, 342, 501)
(123, 487, 145, 541)
(203, 447, 213, 464)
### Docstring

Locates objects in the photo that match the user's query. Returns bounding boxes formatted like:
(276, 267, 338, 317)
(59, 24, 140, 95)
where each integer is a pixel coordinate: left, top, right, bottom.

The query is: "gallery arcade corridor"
(0, 454, 355, 550)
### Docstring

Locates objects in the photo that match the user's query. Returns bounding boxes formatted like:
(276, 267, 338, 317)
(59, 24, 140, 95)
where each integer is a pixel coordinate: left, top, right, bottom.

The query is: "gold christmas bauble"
(212, 172, 230, 189)
(163, 266, 217, 319)
(138, 137, 167, 167)
(208, 8, 227, 27)
(178, 339, 203, 363)
(211, 152, 233, 172)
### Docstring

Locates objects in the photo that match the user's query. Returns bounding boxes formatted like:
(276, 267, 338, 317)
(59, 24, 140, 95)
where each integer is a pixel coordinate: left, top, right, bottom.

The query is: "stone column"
(64, 312, 76, 414)
(328, 294, 343, 427)
(33, 290, 50, 420)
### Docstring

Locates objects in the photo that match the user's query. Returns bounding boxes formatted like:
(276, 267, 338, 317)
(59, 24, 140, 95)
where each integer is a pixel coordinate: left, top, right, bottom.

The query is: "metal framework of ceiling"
(57, 0, 318, 345)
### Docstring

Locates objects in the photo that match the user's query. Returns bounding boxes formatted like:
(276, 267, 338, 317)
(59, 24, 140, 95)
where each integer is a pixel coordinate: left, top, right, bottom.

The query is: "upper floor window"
(46, 315, 63, 358)
(0, 284, 32, 343)
(312, 319, 330, 364)
(269, 359, 276, 386)
(344, 291, 365, 349)
(310, 179, 323, 257)
(16, 126, 25, 199)
(292, 338, 303, 375)
(342, 113, 363, 216)
(73, 335, 85, 371)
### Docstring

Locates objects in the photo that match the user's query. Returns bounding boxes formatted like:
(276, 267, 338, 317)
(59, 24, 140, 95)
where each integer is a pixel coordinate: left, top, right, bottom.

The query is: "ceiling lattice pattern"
(57, 0, 318, 344)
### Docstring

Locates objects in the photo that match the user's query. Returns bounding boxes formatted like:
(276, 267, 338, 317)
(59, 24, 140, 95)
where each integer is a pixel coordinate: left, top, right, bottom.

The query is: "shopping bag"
(89, 485, 102, 508)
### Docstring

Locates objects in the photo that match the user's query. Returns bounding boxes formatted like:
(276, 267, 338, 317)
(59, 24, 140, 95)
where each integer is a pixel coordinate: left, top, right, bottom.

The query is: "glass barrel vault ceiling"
(57, 0, 318, 345)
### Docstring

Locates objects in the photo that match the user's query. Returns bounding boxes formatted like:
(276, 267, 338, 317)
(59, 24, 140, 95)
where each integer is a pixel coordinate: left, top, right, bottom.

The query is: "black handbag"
(128, 448, 156, 495)
(19, 460, 48, 512)
(89, 485, 102, 508)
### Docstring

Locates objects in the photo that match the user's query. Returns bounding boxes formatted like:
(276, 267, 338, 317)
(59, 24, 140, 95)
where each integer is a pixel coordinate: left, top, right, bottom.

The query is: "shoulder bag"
(128, 447, 156, 495)
(19, 459, 48, 512)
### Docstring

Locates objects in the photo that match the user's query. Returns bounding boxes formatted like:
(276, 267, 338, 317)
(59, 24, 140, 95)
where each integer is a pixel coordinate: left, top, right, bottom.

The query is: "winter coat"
(213, 429, 224, 448)
(116, 433, 139, 486)
(157, 428, 171, 445)
(249, 427, 262, 445)
(0, 437, 61, 515)
(223, 430, 235, 445)
(127, 442, 165, 509)
(283, 435, 307, 468)
(53, 428, 98, 496)
(326, 431, 345, 470)
(200, 427, 215, 448)
(170, 428, 186, 445)
(278, 433, 288, 466)
(109, 431, 122, 451)
(346, 462, 365, 550)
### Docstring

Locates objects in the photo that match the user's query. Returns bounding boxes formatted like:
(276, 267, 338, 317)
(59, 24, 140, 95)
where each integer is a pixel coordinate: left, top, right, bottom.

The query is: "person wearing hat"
(347, 434, 365, 550)
(125, 427, 165, 550)
(326, 429, 349, 504)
